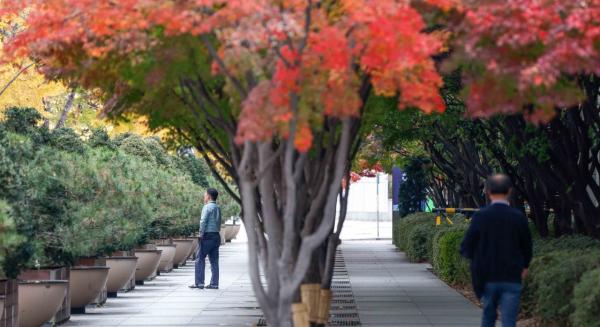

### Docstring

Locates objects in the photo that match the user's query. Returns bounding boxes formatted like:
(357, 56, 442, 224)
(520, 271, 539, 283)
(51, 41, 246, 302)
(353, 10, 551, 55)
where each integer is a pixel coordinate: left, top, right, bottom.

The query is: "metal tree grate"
(255, 251, 361, 326)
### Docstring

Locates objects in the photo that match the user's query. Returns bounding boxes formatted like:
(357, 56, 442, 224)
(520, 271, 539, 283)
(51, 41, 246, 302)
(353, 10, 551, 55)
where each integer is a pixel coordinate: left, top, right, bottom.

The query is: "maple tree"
(0, 0, 455, 325)
(450, 0, 600, 122)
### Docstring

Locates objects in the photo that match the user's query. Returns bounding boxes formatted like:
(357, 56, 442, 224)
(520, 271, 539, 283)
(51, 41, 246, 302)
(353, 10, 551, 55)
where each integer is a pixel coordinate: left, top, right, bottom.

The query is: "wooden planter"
(172, 239, 194, 268)
(69, 266, 109, 314)
(18, 280, 68, 327)
(0, 279, 17, 327)
(156, 245, 177, 273)
(18, 268, 70, 324)
(134, 250, 162, 285)
(105, 257, 138, 298)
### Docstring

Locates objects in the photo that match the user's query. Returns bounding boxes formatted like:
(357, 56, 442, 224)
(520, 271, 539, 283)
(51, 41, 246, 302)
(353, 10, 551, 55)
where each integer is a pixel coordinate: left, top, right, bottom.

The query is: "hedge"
(572, 267, 600, 327)
(405, 224, 436, 262)
(394, 212, 600, 326)
(394, 212, 435, 253)
(528, 250, 600, 325)
(431, 226, 470, 285)
(533, 235, 600, 256)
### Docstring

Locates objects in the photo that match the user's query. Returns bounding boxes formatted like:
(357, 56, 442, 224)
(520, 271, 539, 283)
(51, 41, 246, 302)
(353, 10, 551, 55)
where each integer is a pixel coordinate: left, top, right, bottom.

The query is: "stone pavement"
(64, 226, 481, 326)
(341, 240, 481, 327)
(64, 241, 260, 327)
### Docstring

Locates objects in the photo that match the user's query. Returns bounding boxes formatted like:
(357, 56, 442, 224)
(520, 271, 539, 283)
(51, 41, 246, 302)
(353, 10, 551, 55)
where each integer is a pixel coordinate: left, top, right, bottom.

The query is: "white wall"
(338, 173, 391, 221)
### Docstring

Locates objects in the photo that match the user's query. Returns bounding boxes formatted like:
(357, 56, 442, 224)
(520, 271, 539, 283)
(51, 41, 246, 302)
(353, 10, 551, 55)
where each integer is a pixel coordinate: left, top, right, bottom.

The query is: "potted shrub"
(0, 111, 76, 325)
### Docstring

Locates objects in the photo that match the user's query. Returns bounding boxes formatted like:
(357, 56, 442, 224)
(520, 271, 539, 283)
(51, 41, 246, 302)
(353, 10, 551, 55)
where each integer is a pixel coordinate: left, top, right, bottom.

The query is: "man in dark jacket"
(460, 174, 533, 327)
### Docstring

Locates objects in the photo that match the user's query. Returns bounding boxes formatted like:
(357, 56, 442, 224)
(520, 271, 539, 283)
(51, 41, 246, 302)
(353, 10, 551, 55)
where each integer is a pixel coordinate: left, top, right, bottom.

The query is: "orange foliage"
(1, 0, 449, 151)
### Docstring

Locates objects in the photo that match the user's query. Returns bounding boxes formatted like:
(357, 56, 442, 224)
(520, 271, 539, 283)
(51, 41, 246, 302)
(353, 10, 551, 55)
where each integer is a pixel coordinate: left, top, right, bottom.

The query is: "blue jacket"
(199, 201, 221, 235)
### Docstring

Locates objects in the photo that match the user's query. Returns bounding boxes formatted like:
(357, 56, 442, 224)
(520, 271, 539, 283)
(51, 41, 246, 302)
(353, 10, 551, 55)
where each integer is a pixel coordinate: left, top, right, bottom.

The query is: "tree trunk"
(55, 89, 76, 129)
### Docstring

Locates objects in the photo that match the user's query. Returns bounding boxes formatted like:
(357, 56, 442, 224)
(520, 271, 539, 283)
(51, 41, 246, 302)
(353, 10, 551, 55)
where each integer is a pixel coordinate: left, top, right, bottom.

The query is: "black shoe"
(189, 284, 204, 289)
(205, 285, 218, 289)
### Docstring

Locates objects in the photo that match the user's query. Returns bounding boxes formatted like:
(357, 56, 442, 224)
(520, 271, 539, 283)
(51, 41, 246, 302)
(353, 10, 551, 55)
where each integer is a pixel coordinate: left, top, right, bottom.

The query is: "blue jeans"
(195, 232, 220, 287)
(481, 282, 522, 327)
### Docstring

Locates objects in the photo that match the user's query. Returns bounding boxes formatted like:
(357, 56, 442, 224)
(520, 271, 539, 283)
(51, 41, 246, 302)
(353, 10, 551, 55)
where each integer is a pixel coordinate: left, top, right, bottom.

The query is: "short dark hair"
(207, 188, 219, 201)
(485, 174, 512, 195)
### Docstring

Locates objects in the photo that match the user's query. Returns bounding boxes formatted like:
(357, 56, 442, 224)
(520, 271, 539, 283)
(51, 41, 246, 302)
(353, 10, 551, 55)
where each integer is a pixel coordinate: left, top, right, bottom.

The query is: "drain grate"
(255, 251, 361, 326)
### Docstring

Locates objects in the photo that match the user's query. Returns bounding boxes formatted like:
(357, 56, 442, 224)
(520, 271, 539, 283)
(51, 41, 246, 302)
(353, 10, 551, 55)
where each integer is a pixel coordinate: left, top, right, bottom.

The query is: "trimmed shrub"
(432, 226, 470, 285)
(533, 235, 600, 256)
(529, 250, 600, 325)
(571, 267, 600, 327)
(394, 212, 435, 252)
(405, 224, 436, 262)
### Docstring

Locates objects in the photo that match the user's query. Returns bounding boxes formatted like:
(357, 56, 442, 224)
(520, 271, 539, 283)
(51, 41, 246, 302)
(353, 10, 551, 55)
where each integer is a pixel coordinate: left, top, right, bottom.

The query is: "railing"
(431, 208, 479, 226)
(431, 207, 553, 226)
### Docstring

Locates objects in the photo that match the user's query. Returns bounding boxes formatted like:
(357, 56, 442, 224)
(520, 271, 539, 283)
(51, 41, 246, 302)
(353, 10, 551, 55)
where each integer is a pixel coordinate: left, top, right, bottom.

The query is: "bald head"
(486, 174, 512, 196)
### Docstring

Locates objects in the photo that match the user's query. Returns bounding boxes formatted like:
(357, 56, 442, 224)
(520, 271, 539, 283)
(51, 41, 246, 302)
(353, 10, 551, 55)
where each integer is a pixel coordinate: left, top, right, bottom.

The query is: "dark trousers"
(195, 232, 220, 287)
(481, 282, 522, 327)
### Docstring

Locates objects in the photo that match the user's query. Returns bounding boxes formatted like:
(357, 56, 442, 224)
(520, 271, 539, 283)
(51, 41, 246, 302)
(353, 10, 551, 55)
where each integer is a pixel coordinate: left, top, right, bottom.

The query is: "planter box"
(0, 279, 18, 327)
(172, 239, 194, 268)
(18, 280, 68, 327)
(223, 224, 241, 242)
(105, 257, 137, 297)
(136, 245, 159, 280)
(155, 239, 173, 246)
(18, 267, 70, 324)
(185, 237, 199, 261)
(69, 266, 109, 314)
(75, 257, 108, 305)
(111, 251, 136, 292)
(156, 245, 177, 273)
(134, 250, 161, 285)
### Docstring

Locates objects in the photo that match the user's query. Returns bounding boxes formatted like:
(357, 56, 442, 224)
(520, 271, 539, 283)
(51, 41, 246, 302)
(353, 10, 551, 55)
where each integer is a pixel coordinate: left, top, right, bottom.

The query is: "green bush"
(2, 107, 42, 135)
(571, 267, 600, 327)
(0, 200, 23, 278)
(394, 212, 468, 264)
(0, 108, 215, 277)
(405, 224, 436, 262)
(48, 127, 86, 153)
(394, 212, 435, 252)
(87, 128, 115, 149)
(533, 235, 600, 256)
(528, 250, 600, 325)
(432, 226, 470, 285)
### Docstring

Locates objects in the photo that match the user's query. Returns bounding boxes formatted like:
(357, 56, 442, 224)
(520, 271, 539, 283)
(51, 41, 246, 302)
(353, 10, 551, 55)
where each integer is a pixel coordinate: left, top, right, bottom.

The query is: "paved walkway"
(64, 241, 259, 327)
(341, 240, 481, 327)
(64, 226, 481, 326)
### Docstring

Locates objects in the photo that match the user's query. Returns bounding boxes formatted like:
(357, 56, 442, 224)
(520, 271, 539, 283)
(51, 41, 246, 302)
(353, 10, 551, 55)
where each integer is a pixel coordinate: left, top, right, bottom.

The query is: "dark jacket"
(460, 203, 533, 299)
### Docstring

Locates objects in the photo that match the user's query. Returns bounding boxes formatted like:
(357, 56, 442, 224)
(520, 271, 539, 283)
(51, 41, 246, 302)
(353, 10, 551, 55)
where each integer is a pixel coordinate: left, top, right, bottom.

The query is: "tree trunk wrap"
(292, 303, 310, 327)
(300, 283, 320, 322)
(316, 289, 332, 325)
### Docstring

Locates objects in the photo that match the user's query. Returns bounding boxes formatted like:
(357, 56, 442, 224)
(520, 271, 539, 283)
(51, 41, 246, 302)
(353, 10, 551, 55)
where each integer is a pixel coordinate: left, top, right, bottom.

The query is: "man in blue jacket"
(189, 188, 222, 289)
(460, 174, 533, 327)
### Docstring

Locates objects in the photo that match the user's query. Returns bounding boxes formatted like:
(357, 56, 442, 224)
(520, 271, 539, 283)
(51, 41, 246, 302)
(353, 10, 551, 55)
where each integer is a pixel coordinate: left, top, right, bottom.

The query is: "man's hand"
(521, 268, 529, 280)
